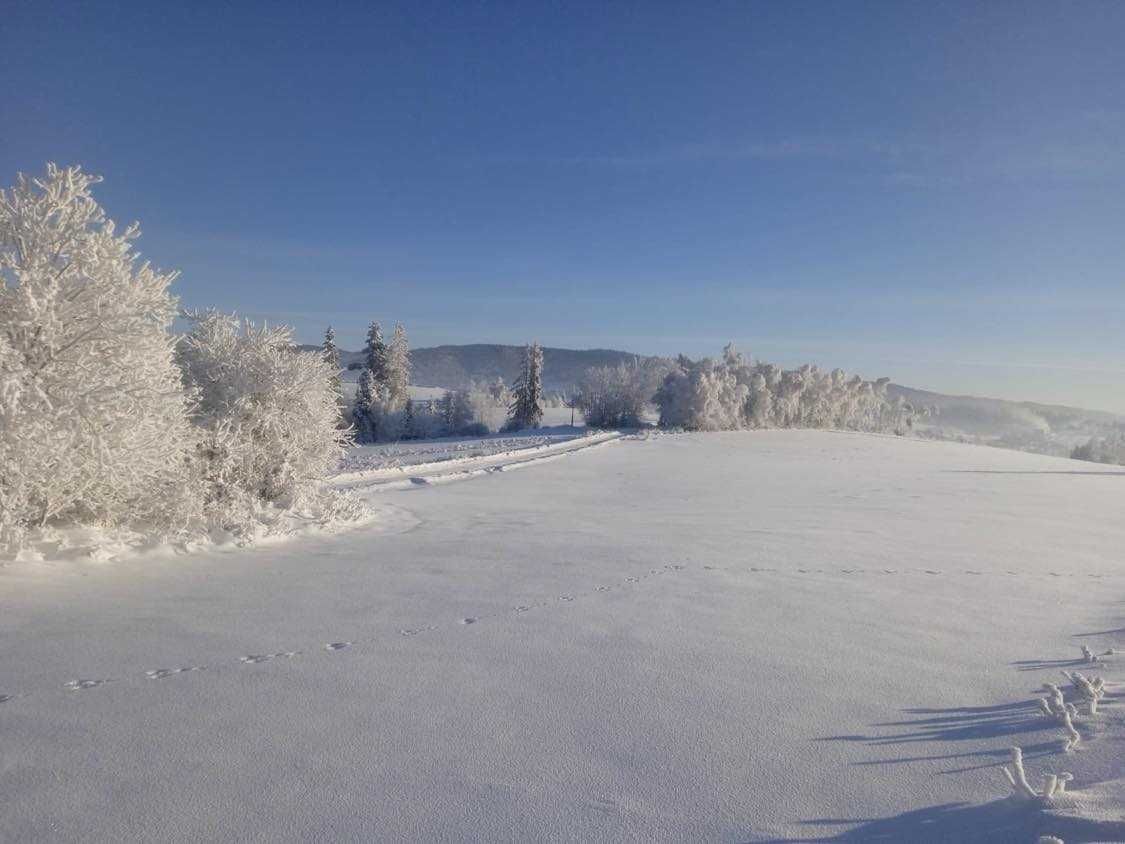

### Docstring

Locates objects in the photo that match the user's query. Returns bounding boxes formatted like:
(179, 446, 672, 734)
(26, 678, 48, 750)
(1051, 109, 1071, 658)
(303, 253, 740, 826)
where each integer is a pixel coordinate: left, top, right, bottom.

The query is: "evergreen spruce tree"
(505, 342, 544, 431)
(402, 398, 417, 440)
(439, 390, 455, 435)
(354, 368, 378, 442)
(322, 325, 344, 421)
(363, 321, 389, 392)
(355, 321, 390, 441)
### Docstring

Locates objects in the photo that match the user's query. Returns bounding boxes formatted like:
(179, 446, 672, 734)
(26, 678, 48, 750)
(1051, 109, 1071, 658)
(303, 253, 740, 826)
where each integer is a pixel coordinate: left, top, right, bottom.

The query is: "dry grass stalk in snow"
(1038, 683, 1082, 751)
(1001, 747, 1073, 801)
(1062, 671, 1106, 716)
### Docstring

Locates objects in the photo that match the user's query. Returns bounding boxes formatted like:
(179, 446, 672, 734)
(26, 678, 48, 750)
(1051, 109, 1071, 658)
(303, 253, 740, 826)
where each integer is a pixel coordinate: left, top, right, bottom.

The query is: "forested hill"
(328, 344, 657, 392)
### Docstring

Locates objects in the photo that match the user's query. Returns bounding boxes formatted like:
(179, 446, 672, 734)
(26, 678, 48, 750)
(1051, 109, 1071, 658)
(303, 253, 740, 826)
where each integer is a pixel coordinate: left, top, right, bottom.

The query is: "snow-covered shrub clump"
(0, 165, 367, 557)
(654, 344, 914, 434)
(178, 311, 354, 533)
(0, 165, 196, 547)
(576, 359, 669, 429)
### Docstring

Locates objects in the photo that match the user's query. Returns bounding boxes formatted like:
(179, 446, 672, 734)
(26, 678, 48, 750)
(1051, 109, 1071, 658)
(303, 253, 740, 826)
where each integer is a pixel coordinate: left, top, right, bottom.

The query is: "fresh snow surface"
(2, 430, 1123, 842)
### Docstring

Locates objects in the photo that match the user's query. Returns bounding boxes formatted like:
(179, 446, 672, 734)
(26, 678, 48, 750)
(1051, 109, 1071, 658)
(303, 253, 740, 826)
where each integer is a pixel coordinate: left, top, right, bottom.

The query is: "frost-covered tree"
(505, 342, 544, 431)
(576, 358, 669, 429)
(439, 389, 474, 435)
(178, 311, 352, 531)
(386, 323, 410, 409)
(0, 164, 196, 545)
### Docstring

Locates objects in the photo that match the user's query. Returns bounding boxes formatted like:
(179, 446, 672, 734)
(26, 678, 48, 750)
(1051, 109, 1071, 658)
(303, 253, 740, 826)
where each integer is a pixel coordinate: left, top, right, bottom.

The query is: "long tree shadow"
(945, 469, 1125, 476)
(1072, 627, 1124, 638)
(816, 699, 1061, 758)
(812, 697, 1071, 784)
(749, 798, 1125, 843)
(1011, 656, 1086, 672)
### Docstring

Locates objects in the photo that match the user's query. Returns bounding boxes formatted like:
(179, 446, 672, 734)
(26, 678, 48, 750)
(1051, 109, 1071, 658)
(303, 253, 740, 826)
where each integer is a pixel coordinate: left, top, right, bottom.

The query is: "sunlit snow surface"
(2, 431, 1123, 841)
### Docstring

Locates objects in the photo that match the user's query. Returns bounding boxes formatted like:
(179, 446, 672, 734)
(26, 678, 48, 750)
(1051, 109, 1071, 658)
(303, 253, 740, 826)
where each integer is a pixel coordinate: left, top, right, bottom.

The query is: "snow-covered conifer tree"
(402, 398, 417, 440)
(322, 325, 345, 423)
(505, 342, 544, 431)
(0, 164, 196, 546)
(363, 321, 389, 387)
(354, 321, 390, 441)
(354, 368, 378, 442)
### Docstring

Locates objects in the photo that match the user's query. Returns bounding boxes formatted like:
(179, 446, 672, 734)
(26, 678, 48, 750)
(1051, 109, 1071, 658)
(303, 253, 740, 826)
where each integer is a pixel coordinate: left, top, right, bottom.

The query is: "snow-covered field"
(2, 431, 1123, 842)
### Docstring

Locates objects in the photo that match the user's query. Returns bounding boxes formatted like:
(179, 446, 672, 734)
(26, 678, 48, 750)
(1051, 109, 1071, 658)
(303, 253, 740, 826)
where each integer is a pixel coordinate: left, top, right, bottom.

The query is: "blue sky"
(4, 1, 1125, 410)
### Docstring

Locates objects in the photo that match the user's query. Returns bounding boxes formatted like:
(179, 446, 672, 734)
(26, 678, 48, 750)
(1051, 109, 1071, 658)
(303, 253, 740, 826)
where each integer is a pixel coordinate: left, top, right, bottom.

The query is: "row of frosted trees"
(0, 165, 353, 550)
(331, 329, 547, 442)
(577, 345, 915, 434)
(351, 321, 411, 442)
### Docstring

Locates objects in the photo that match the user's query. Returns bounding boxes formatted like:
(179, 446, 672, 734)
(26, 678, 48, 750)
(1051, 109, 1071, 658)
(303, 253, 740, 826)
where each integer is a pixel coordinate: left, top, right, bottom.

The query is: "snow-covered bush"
(0, 164, 196, 547)
(575, 359, 668, 429)
(177, 311, 352, 531)
(654, 344, 915, 434)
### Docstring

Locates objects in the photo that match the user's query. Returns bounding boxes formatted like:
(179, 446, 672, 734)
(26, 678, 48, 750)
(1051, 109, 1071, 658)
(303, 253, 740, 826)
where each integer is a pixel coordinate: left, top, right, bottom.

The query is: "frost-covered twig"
(1080, 644, 1099, 664)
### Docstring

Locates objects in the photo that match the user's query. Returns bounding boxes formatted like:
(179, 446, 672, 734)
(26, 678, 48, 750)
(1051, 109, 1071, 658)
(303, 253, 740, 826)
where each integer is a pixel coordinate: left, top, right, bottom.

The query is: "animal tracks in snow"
(63, 678, 113, 691)
(239, 651, 300, 664)
(145, 666, 205, 680)
(5, 561, 1116, 707)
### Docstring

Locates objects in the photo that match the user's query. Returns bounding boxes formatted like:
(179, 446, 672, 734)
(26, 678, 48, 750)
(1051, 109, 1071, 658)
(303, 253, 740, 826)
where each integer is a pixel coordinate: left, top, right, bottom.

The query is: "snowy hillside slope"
(2, 431, 1123, 841)
(892, 384, 1125, 457)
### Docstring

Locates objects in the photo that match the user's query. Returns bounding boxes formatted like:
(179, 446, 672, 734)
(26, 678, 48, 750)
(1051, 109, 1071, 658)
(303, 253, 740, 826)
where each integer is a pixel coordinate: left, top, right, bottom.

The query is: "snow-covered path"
(2, 431, 1123, 842)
